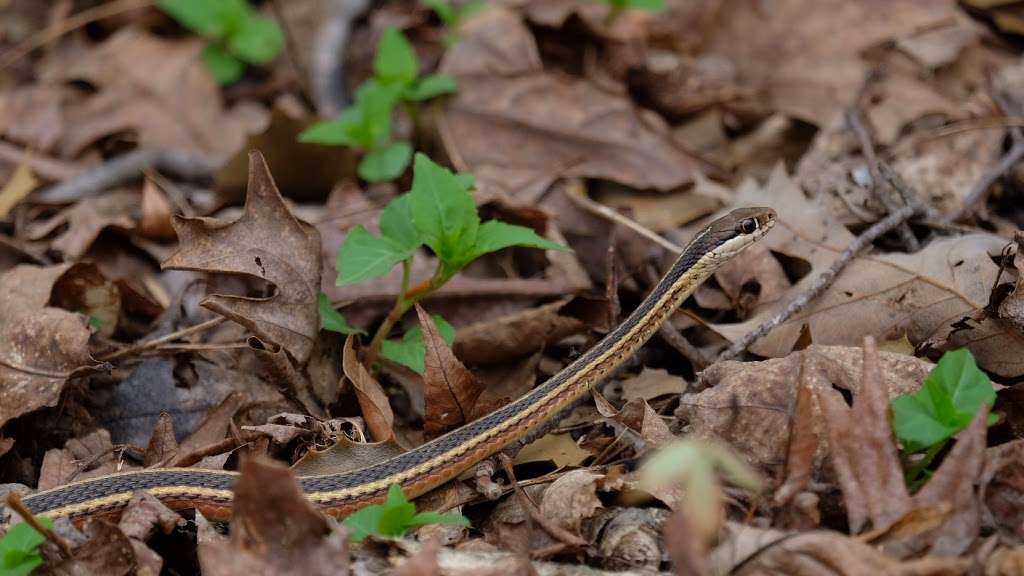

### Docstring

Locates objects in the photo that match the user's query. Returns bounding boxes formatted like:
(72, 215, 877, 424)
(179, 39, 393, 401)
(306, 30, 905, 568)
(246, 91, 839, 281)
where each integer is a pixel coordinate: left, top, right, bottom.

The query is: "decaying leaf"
(417, 305, 484, 439)
(539, 470, 604, 533)
(27, 189, 136, 260)
(0, 153, 38, 219)
(0, 263, 98, 429)
(163, 150, 322, 364)
(513, 433, 593, 469)
(342, 335, 395, 442)
(439, 8, 704, 201)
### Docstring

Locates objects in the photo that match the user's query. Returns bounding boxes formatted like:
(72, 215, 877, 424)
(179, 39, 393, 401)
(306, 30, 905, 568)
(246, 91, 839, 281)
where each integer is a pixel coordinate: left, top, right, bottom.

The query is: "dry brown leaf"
(144, 412, 179, 467)
(997, 232, 1024, 333)
(53, 27, 262, 159)
(705, 0, 962, 127)
(980, 440, 1024, 541)
(773, 353, 818, 508)
(64, 520, 143, 576)
(678, 344, 931, 473)
(177, 392, 245, 456)
(342, 335, 394, 442)
(118, 491, 182, 542)
(0, 153, 38, 219)
(513, 433, 593, 469)
(620, 368, 688, 403)
(198, 458, 348, 576)
(439, 8, 704, 201)
(0, 263, 97, 428)
(471, 350, 542, 420)
(454, 298, 586, 365)
(705, 165, 1024, 377)
(138, 178, 177, 241)
(663, 509, 708, 576)
(291, 435, 406, 477)
(417, 305, 484, 440)
(39, 429, 138, 490)
(0, 85, 67, 153)
(163, 150, 322, 364)
(27, 189, 136, 260)
(539, 469, 604, 533)
(814, 338, 911, 534)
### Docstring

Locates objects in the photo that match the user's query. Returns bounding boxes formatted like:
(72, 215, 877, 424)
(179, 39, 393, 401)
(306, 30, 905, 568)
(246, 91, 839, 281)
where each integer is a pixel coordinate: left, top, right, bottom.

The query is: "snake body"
(8, 207, 776, 525)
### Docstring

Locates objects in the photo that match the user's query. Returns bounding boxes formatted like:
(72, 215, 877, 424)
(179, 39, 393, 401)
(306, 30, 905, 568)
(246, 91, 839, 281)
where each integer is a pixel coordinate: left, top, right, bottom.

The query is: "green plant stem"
(404, 101, 423, 151)
(366, 258, 414, 367)
(905, 439, 948, 487)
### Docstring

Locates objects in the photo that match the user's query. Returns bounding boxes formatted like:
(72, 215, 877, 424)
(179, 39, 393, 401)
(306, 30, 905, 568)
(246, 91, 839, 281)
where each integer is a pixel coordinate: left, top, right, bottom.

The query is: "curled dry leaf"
(163, 151, 322, 365)
(439, 8, 704, 201)
(52, 27, 262, 159)
(143, 412, 179, 467)
(678, 344, 931, 472)
(813, 338, 911, 534)
(587, 507, 669, 572)
(40, 429, 139, 491)
(514, 433, 593, 469)
(198, 458, 348, 576)
(138, 178, 177, 241)
(453, 298, 586, 366)
(996, 232, 1024, 334)
(773, 354, 818, 509)
(0, 263, 97, 429)
(417, 304, 484, 440)
(342, 335, 395, 442)
(27, 189, 136, 260)
(538, 470, 604, 533)
(704, 165, 1023, 377)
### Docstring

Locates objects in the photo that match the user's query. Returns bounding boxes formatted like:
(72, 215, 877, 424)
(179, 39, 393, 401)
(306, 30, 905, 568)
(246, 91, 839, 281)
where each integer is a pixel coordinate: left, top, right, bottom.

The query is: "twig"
(0, 0, 153, 72)
(149, 342, 252, 353)
(3, 493, 74, 559)
(563, 179, 682, 254)
(497, 454, 587, 556)
(99, 317, 226, 362)
(717, 202, 922, 362)
(845, 97, 919, 251)
(34, 148, 219, 204)
(944, 136, 1024, 224)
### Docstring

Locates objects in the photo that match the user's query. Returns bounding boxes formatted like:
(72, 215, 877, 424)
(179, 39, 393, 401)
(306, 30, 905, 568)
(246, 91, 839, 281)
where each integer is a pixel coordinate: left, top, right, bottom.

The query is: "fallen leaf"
(453, 298, 586, 365)
(0, 85, 67, 153)
(620, 368, 688, 403)
(163, 150, 322, 365)
(0, 152, 38, 219)
(663, 508, 709, 576)
(138, 178, 177, 241)
(118, 491, 182, 542)
(143, 412, 179, 467)
(417, 304, 484, 439)
(997, 232, 1024, 334)
(514, 433, 593, 469)
(27, 189, 136, 260)
(39, 429, 138, 490)
(342, 335, 395, 442)
(814, 338, 911, 533)
(65, 520, 142, 576)
(705, 165, 1024, 377)
(0, 263, 97, 429)
(53, 27, 262, 159)
(439, 8, 704, 201)
(290, 435, 406, 477)
(773, 354, 818, 508)
(198, 458, 348, 576)
(678, 344, 931, 473)
(980, 440, 1024, 541)
(539, 469, 604, 533)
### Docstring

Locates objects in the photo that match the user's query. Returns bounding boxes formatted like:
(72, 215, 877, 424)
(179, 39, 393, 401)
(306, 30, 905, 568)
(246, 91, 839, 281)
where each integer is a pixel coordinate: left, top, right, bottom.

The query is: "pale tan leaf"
(342, 335, 394, 442)
(0, 154, 38, 219)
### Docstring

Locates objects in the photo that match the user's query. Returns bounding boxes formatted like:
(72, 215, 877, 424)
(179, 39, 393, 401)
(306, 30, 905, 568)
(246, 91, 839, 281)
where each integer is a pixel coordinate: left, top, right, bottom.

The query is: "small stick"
(944, 138, 1024, 224)
(563, 179, 682, 254)
(717, 202, 922, 362)
(99, 317, 226, 362)
(497, 454, 587, 555)
(3, 493, 74, 559)
(34, 148, 219, 204)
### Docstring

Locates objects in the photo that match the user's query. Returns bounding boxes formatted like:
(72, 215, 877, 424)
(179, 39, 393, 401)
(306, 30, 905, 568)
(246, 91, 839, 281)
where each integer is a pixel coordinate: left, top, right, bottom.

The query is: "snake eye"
(739, 218, 758, 234)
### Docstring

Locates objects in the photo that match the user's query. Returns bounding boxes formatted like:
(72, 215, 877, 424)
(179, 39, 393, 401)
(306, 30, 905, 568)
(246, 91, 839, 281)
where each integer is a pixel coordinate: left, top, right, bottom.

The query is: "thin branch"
(498, 454, 587, 557)
(564, 179, 682, 254)
(34, 148, 219, 204)
(717, 202, 922, 362)
(3, 493, 74, 559)
(99, 317, 226, 362)
(944, 138, 1024, 224)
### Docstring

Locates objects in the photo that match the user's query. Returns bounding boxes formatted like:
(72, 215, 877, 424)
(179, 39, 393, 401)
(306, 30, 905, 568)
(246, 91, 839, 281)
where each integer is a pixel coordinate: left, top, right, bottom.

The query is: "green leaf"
(468, 220, 570, 261)
(227, 13, 284, 64)
(424, 0, 456, 25)
(891, 349, 997, 453)
(381, 314, 455, 374)
(379, 194, 421, 253)
(407, 153, 479, 264)
(342, 483, 469, 542)
(374, 28, 418, 87)
(297, 109, 364, 146)
(625, 0, 666, 10)
(358, 142, 413, 182)
(0, 518, 53, 576)
(354, 80, 403, 147)
(336, 225, 415, 286)
(405, 73, 458, 101)
(158, 0, 246, 37)
(318, 293, 366, 335)
(201, 43, 245, 84)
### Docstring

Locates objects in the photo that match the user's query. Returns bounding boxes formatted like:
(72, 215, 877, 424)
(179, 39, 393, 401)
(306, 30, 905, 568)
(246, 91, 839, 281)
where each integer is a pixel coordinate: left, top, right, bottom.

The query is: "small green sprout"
(299, 28, 457, 182)
(593, 0, 666, 12)
(319, 293, 366, 336)
(0, 518, 53, 576)
(343, 483, 469, 542)
(890, 348, 997, 485)
(424, 0, 487, 47)
(333, 153, 569, 371)
(157, 0, 284, 84)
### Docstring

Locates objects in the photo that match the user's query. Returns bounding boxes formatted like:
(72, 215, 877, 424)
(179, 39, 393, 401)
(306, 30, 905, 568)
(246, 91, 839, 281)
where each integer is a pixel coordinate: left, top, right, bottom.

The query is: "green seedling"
(157, 0, 284, 84)
(0, 518, 53, 576)
(332, 153, 569, 371)
(343, 483, 469, 542)
(424, 0, 487, 46)
(299, 28, 457, 182)
(593, 0, 666, 12)
(890, 348, 997, 485)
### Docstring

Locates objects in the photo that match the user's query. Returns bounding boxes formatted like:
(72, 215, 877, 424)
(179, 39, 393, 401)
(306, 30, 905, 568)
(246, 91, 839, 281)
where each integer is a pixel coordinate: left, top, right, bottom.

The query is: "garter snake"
(5, 207, 776, 526)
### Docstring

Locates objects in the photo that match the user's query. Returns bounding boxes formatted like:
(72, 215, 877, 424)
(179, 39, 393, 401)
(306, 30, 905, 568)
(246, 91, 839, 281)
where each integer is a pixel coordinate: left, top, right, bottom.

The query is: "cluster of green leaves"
(592, 0, 666, 13)
(343, 484, 469, 542)
(321, 154, 567, 372)
(424, 0, 486, 46)
(0, 518, 52, 576)
(890, 349, 997, 484)
(157, 0, 284, 84)
(300, 28, 457, 182)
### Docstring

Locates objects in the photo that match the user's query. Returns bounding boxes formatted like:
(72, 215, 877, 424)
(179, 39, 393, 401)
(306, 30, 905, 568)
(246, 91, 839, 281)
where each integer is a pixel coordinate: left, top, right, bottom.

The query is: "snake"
(5, 206, 776, 527)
